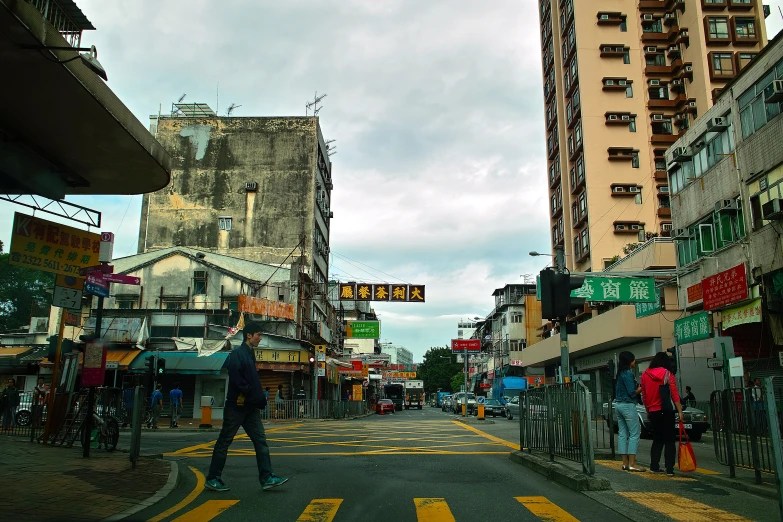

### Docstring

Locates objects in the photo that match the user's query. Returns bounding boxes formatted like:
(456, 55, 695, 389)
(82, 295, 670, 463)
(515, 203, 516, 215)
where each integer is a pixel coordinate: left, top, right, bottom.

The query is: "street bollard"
(200, 396, 214, 428)
(462, 403, 467, 417)
(478, 404, 485, 420)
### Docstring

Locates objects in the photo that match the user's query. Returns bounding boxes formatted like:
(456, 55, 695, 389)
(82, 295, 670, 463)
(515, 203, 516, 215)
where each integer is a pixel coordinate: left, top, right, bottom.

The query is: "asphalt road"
(125, 407, 629, 521)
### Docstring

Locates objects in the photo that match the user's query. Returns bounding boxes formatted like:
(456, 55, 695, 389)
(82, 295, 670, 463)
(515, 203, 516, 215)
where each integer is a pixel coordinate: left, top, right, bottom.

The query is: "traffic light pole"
(42, 308, 67, 444)
(555, 246, 569, 384)
(83, 295, 103, 458)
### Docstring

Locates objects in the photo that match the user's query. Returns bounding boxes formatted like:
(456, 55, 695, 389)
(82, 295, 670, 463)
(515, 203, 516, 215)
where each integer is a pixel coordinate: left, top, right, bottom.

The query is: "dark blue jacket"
(226, 342, 266, 409)
(615, 369, 638, 403)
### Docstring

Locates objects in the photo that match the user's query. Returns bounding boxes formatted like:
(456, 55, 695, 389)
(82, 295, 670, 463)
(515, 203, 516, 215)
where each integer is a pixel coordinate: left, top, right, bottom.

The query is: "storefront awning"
(127, 351, 229, 375)
(106, 349, 143, 369)
(0, 347, 35, 357)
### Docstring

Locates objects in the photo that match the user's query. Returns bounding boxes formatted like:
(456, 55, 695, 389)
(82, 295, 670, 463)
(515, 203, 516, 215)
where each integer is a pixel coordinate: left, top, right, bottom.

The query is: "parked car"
(602, 401, 710, 441)
(442, 395, 453, 412)
(505, 395, 520, 420)
(376, 399, 395, 415)
(479, 398, 505, 417)
(451, 393, 478, 414)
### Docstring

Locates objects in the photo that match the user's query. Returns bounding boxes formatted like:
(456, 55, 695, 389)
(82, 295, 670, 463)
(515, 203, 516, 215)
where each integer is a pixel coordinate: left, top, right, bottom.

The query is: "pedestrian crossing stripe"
(414, 498, 455, 522)
(516, 497, 579, 521)
(618, 492, 752, 521)
(296, 499, 343, 522)
(171, 500, 239, 522)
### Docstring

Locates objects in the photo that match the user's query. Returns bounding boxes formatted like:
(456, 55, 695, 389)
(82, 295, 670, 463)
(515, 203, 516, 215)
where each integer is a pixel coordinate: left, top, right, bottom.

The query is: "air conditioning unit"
(763, 199, 783, 220)
(316, 181, 322, 190)
(245, 182, 258, 192)
(685, 65, 693, 72)
(707, 117, 729, 131)
(600, 14, 609, 20)
(765, 80, 783, 104)
(659, 186, 670, 193)
(328, 211, 334, 218)
(662, 223, 673, 231)
(615, 224, 627, 230)
(602, 46, 612, 53)
(631, 224, 642, 230)
(672, 146, 692, 161)
(665, 13, 676, 20)
(629, 186, 641, 193)
(645, 46, 658, 53)
(605, 79, 615, 85)
(653, 114, 664, 121)
(673, 228, 689, 239)
(688, 100, 697, 108)
(613, 186, 626, 192)
(649, 79, 660, 86)
(621, 114, 630, 120)
(671, 79, 682, 86)
(643, 14, 654, 21)
(618, 80, 627, 85)
(715, 199, 739, 213)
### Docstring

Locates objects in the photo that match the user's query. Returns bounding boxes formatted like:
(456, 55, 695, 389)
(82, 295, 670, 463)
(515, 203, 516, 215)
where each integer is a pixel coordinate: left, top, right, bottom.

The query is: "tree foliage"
(450, 372, 466, 394)
(418, 346, 463, 393)
(0, 253, 54, 331)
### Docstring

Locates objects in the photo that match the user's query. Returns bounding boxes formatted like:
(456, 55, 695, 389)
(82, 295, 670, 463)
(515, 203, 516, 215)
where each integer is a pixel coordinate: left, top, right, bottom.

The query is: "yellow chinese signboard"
(254, 349, 309, 363)
(722, 298, 762, 330)
(383, 371, 418, 379)
(339, 282, 425, 302)
(352, 384, 363, 401)
(8, 213, 101, 276)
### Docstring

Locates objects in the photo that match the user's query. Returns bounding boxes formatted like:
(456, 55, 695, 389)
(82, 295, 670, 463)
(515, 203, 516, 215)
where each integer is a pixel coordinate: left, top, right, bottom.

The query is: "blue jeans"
(207, 404, 273, 483)
(616, 401, 641, 455)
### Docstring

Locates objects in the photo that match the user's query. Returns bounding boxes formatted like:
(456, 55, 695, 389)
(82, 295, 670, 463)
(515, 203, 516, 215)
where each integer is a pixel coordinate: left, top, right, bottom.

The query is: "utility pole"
(463, 346, 468, 417)
(555, 245, 569, 384)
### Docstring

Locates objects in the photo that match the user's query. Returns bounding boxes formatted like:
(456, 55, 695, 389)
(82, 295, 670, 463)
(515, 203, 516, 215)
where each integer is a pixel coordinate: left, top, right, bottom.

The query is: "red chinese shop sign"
(702, 263, 748, 311)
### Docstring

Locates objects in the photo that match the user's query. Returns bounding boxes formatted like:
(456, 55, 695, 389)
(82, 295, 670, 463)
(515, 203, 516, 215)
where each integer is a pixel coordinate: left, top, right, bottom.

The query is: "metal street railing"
(520, 382, 595, 475)
(260, 399, 369, 421)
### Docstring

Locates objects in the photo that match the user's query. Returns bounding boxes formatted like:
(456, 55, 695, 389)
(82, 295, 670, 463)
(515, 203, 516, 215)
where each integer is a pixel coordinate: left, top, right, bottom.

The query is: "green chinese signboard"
(345, 321, 380, 339)
(635, 289, 661, 318)
(674, 312, 712, 344)
(571, 277, 656, 303)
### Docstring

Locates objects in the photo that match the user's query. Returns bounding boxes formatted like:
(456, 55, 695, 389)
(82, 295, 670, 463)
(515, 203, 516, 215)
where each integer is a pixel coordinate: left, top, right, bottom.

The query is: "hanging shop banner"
(702, 263, 748, 311)
(383, 371, 418, 379)
(686, 282, 703, 305)
(345, 321, 380, 339)
(721, 298, 762, 330)
(8, 212, 101, 277)
(451, 339, 481, 354)
(571, 277, 656, 303)
(635, 289, 662, 318)
(238, 294, 295, 320)
(339, 282, 425, 302)
(674, 312, 712, 344)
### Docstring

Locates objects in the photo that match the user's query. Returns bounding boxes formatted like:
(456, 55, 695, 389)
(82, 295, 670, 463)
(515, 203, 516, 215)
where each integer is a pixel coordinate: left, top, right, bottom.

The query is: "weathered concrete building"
(140, 107, 333, 296)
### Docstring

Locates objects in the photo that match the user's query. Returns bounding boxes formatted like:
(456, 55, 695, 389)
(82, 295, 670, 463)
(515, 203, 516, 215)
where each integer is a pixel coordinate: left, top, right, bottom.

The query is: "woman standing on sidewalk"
(641, 352, 684, 477)
(615, 351, 645, 472)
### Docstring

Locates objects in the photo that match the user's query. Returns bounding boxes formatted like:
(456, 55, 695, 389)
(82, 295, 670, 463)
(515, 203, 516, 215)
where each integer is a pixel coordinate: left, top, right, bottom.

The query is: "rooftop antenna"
(178, 93, 187, 103)
(325, 138, 337, 156)
(226, 103, 241, 116)
(305, 91, 327, 116)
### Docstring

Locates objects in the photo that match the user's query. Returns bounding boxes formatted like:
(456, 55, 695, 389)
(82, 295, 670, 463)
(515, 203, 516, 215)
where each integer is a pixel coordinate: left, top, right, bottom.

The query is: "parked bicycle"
(80, 408, 119, 452)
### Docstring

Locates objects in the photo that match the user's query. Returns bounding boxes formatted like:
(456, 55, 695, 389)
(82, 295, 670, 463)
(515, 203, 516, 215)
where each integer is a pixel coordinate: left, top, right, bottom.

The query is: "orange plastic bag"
(678, 422, 697, 472)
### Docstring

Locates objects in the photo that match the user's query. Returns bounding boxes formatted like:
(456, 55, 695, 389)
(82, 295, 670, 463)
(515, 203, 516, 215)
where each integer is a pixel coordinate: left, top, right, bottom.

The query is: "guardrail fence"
(520, 382, 596, 475)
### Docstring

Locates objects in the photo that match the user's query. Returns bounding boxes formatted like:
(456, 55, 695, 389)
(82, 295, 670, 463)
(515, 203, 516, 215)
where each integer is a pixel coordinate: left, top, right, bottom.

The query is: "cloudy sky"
(2, 1, 783, 361)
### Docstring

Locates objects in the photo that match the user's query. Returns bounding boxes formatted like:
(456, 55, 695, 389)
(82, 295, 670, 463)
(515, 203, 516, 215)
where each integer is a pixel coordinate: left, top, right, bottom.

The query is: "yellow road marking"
(618, 492, 752, 521)
(596, 460, 702, 480)
(453, 421, 520, 450)
(171, 500, 239, 522)
(147, 466, 206, 522)
(515, 496, 579, 522)
(414, 498, 456, 522)
(166, 425, 301, 456)
(694, 467, 722, 475)
(296, 499, 343, 522)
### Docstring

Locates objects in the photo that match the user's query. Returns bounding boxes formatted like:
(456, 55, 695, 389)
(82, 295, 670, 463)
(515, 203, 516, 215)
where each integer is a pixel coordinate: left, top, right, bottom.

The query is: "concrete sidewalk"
(0, 438, 174, 522)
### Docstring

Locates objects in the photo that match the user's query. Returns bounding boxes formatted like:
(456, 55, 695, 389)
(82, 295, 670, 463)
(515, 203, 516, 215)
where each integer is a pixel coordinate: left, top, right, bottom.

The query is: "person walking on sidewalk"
(275, 384, 285, 419)
(615, 351, 645, 472)
(682, 386, 696, 408)
(150, 384, 163, 429)
(204, 321, 288, 492)
(641, 352, 684, 477)
(1, 378, 20, 430)
(33, 378, 49, 428)
(169, 383, 183, 428)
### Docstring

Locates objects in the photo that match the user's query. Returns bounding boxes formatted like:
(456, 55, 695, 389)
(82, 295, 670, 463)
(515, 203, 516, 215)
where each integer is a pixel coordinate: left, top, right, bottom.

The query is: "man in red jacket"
(641, 353, 684, 476)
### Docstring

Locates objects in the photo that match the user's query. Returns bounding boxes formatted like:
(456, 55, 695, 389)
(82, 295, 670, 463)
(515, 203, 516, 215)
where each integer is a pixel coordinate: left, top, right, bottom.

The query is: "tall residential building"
(538, 0, 768, 271)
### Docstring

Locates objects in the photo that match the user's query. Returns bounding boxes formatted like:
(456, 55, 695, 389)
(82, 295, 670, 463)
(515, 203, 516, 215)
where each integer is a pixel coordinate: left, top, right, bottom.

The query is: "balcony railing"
(27, 0, 87, 48)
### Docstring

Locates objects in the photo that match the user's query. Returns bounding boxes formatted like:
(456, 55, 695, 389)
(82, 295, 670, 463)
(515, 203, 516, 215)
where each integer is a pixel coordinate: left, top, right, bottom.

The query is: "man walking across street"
(169, 383, 183, 428)
(150, 384, 163, 429)
(205, 321, 288, 492)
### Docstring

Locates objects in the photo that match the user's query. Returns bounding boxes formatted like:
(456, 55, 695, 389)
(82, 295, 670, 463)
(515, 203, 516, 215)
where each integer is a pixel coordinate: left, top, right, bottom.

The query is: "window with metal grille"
(193, 271, 207, 295)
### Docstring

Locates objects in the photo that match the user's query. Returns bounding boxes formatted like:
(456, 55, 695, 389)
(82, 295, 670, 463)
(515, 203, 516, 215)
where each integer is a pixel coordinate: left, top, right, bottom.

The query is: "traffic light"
(666, 347, 678, 374)
(145, 355, 156, 376)
(157, 357, 166, 376)
(539, 269, 587, 319)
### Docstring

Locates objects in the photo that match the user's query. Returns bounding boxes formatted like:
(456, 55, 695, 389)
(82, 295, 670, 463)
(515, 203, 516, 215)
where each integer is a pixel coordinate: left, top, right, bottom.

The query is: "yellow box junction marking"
(147, 466, 206, 522)
(414, 498, 456, 522)
(296, 499, 343, 522)
(171, 500, 239, 522)
(618, 492, 752, 521)
(515, 496, 579, 522)
(453, 420, 521, 450)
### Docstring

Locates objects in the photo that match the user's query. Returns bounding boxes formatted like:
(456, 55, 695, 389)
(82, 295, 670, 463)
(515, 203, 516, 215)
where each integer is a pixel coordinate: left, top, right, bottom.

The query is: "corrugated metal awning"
(127, 351, 229, 375)
(106, 349, 143, 369)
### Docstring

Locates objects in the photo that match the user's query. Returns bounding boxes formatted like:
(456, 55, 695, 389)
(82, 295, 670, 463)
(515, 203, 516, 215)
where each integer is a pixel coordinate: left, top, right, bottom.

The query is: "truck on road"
(404, 380, 425, 410)
(383, 383, 405, 411)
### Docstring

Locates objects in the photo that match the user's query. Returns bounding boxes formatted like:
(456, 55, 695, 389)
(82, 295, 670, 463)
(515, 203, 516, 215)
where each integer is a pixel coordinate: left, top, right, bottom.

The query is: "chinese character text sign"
(674, 313, 711, 344)
(702, 264, 748, 311)
(451, 339, 481, 353)
(572, 277, 656, 303)
(635, 289, 662, 318)
(345, 321, 380, 339)
(9, 212, 101, 276)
